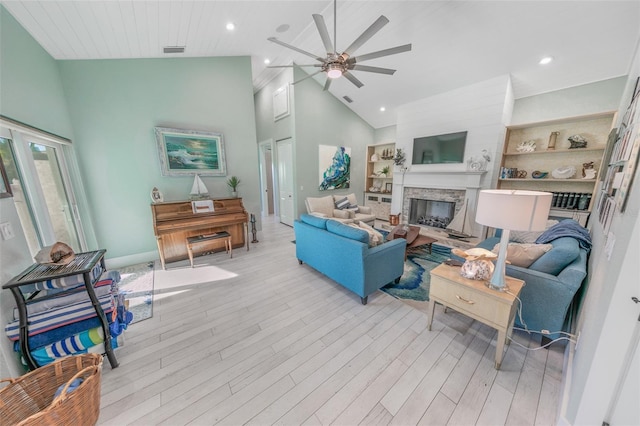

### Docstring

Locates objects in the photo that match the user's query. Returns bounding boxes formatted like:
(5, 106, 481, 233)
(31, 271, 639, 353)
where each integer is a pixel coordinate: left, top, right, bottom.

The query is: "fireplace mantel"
(399, 170, 487, 190)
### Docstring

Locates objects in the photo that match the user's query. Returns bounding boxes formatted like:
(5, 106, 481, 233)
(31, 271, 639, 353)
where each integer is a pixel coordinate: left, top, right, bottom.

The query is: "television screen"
(411, 131, 467, 164)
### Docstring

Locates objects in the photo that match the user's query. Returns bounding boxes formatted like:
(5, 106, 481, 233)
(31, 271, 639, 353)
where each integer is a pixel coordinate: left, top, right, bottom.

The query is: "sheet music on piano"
(192, 199, 214, 213)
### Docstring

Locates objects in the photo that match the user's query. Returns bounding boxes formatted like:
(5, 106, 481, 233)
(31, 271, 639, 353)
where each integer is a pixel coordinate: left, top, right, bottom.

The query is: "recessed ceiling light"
(264, 58, 270, 65)
(539, 56, 554, 65)
(226, 22, 235, 31)
(380, 107, 386, 112)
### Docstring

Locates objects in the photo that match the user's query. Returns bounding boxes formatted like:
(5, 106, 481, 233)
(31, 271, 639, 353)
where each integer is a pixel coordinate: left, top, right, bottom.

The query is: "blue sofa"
(294, 214, 406, 305)
(469, 220, 589, 341)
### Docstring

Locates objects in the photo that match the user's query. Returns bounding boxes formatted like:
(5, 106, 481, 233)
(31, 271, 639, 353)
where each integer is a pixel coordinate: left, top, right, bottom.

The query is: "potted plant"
(378, 166, 390, 177)
(227, 176, 241, 197)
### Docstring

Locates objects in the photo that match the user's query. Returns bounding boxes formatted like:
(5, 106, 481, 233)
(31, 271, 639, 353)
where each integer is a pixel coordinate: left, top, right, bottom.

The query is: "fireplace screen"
(409, 198, 456, 229)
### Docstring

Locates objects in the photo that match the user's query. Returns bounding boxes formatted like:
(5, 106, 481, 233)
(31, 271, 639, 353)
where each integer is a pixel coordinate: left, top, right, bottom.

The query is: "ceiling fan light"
(327, 63, 343, 79)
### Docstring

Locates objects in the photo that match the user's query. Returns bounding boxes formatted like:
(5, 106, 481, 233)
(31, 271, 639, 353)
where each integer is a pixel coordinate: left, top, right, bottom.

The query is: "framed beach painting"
(318, 145, 351, 190)
(155, 127, 227, 176)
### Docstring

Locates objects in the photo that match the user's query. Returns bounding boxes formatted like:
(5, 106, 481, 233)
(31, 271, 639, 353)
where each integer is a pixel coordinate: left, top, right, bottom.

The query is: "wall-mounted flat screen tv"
(411, 131, 467, 164)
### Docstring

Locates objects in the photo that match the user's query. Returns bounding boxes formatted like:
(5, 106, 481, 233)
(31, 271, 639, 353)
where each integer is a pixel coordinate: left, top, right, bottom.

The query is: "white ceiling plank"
(2, 0, 638, 129)
(2, 1, 63, 58)
(119, 1, 141, 58)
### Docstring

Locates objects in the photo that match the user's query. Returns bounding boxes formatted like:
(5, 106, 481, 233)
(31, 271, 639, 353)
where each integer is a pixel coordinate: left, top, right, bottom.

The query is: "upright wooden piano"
(151, 198, 249, 269)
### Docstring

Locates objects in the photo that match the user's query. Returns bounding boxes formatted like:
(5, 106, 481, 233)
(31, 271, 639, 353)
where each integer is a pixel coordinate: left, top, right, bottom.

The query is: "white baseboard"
(104, 250, 158, 269)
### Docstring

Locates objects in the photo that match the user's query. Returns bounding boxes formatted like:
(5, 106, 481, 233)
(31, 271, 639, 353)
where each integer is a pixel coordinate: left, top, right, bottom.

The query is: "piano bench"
(186, 232, 232, 267)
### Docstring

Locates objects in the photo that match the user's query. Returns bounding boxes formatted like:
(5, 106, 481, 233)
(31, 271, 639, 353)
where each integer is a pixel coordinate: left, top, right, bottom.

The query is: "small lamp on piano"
(475, 190, 552, 291)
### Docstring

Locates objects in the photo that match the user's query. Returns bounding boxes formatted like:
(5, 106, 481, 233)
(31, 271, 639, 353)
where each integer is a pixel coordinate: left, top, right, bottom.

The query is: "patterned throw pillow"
(334, 197, 350, 210)
(492, 243, 553, 268)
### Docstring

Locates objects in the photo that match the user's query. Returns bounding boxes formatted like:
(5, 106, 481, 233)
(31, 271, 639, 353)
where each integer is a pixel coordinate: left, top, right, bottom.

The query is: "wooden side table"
(428, 263, 524, 369)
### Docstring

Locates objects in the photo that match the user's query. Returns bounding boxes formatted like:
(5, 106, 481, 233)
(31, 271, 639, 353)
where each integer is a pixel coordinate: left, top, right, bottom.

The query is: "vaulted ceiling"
(2, 1, 639, 128)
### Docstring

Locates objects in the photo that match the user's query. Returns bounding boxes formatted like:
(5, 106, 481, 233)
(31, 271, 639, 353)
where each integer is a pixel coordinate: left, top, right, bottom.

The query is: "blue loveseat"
(294, 214, 406, 304)
(470, 220, 590, 341)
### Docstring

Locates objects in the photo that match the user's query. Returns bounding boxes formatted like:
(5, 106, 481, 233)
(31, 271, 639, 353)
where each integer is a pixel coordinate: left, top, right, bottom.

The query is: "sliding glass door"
(0, 126, 84, 256)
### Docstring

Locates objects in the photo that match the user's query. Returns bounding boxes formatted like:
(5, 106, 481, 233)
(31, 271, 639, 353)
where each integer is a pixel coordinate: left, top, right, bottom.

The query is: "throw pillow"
(492, 242, 553, 268)
(510, 220, 559, 243)
(346, 204, 360, 213)
(348, 222, 383, 247)
(334, 197, 350, 210)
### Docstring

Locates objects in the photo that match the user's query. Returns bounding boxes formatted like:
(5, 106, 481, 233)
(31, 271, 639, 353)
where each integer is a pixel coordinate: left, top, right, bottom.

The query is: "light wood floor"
(98, 216, 564, 425)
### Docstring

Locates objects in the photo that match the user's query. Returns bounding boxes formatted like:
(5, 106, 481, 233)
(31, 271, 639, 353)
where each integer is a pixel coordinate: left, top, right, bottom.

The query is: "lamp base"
(485, 281, 510, 292)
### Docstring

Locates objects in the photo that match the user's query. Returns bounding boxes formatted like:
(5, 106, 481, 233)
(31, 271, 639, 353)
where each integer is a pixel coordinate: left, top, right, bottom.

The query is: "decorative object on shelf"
(475, 190, 552, 291)
(568, 134, 588, 149)
(377, 165, 390, 177)
(516, 140, 536, 153)
(551, 165, 577, 179)
(393, 148, 406, 166)
(516, 170, 528, 179)
(226, 175, 241, 197)
(155, 126, 226, 176)
(150, 187, 164, 203)
(34, 242, 76, 265)
(250, 214, 259, 243)
(531, 170, 548, 179)
(547, 131, 560, 150)
(466, 150, 491, 171)
(190, 174, 209, 199)
(582, 161, 597, 179)
(370, 153, 380, 162)
(319, 145, 351, 190)
(385, 182, 393, 192)
(381, 149, 394, 160)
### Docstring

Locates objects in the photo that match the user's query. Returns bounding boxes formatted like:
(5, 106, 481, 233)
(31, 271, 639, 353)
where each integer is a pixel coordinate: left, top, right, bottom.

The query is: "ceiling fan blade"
(267, 37, 324, 62)
(292, 70, 324, 85)
(312, 14, 334, 55)
(350, 64, 396, 75)
(342, 71, 364, 88)
(348, 44, 412, 64)
(323, 78, 332, 91)
(268, 64, 322, 68)
(342, 15, 389, 57)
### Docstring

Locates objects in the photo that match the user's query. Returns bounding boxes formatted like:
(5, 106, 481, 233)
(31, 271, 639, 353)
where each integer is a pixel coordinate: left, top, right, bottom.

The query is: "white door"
(258, 140, 275, 217)
(276, 138, 294, 227)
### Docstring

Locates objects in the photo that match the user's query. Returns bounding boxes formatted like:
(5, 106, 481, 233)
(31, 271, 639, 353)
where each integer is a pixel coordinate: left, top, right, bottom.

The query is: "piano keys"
(151, 197, 249, 269)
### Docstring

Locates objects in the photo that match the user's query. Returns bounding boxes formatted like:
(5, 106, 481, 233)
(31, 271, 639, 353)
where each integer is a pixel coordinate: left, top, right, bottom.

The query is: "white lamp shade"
(476, 190, 552, 231)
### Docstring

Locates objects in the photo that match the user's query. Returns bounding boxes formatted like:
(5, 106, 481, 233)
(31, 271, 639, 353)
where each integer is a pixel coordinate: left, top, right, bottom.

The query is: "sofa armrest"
(333, 209, 352, 219)
(309, 212, 328, 219)
(357, 205, 373, 215)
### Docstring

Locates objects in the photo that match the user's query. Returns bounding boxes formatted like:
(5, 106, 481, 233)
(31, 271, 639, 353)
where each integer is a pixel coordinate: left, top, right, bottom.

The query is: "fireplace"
(402, 187, 466, 230)
(409, 199, 456, 229)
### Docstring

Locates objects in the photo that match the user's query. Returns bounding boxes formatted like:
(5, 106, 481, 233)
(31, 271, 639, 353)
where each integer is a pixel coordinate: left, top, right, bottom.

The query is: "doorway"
(258, 140, 276, 217)
(276, 138, 294, 227)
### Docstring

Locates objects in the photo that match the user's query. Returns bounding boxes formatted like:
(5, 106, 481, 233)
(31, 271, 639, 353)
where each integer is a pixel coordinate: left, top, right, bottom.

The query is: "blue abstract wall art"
(319, 145, 351, 190)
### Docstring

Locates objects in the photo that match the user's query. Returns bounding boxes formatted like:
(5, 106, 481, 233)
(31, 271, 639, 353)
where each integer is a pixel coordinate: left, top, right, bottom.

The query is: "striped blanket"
(5, 295, 114, 341)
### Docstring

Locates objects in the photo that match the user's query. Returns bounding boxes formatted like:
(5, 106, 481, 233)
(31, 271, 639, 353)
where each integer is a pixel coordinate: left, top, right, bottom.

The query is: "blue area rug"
(381, 243, 452, 302)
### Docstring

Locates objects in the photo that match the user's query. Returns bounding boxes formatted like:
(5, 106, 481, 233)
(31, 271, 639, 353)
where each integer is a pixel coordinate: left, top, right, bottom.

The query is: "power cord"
(505, 290, 578, 349)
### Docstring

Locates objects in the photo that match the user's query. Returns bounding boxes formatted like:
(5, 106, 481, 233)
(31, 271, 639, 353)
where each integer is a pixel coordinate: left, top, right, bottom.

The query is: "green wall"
(0, 6, 73, 138)
(58, 57, 259, 259)
(291, 67, 374, 215)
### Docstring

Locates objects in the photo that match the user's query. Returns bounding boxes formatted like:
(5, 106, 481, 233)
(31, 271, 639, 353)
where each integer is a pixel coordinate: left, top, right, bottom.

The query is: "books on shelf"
(549, 192, 591, 211)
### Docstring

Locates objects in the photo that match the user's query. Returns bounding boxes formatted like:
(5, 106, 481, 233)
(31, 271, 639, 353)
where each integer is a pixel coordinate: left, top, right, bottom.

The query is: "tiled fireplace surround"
(394, 171, 487, 244)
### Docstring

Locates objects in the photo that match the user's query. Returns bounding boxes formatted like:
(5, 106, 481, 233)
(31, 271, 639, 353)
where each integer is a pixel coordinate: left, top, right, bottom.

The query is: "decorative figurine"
(516, 140, 536, 153)
(547, 131, 559, 150)
(568, 134, 588, 149)
(582, 161, 597, 179)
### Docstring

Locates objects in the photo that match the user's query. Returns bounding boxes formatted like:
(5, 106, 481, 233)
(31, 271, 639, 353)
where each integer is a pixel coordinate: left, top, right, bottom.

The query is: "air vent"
(163, 46, 185, 54)
(343, 96, 353, 103)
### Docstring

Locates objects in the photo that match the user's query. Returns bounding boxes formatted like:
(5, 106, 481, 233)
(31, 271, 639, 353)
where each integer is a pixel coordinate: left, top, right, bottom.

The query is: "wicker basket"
(0, 353, 103, 426)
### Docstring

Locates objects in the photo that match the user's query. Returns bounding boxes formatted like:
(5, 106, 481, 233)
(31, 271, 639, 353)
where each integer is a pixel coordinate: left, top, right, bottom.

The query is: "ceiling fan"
(267, 0, 412, 91)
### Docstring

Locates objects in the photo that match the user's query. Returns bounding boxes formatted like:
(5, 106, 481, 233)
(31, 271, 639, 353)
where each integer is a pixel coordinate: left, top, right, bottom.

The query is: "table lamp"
(475, 189, 552, 291)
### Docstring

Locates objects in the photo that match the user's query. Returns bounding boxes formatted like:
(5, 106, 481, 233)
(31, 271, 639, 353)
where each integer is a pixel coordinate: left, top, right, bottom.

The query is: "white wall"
(392, 75, 514, 235)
